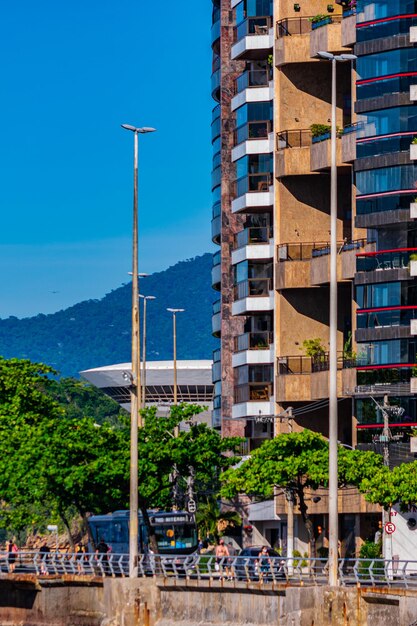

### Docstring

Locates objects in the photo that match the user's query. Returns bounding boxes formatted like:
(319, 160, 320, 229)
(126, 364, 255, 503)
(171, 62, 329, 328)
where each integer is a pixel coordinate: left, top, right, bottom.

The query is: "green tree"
(221, 430, 383, 555)
(195, 498, 241, 542)
(361, 461, 417, 510)
(0, 357, 242, 552)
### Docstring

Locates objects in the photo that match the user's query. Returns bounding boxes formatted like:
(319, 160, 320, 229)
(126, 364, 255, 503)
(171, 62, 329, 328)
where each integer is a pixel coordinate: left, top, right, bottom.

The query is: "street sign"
(187, 499, 196, 514)
(385, 522, 396, 535)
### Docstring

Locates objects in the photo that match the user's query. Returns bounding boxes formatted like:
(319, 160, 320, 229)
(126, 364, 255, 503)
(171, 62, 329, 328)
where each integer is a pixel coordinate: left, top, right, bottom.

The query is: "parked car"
(233, 547, 285, 581)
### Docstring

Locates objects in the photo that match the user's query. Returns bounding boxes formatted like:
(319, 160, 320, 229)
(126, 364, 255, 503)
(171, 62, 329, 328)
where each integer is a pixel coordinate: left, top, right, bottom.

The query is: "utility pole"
(287, 408, 294, 574)
(382, 394, 392, 563)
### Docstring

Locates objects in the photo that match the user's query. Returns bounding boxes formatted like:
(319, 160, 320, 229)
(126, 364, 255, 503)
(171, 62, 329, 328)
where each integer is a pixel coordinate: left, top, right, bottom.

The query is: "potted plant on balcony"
(302, 338, 326, 369)
(310, 123, 343, 143)
(309, 13, 333, 29)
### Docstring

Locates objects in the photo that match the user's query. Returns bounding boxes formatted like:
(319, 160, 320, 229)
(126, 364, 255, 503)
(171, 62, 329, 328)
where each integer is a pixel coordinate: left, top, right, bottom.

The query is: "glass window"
(357, 339, 417, 366)
(356, 282, 401, 309)
(236, 0, 273, 22)
(236, 102, 273, 128)
(356, 164, 417, 196)
(357, 48, 417, 81)
(358, 106, 417, 138)
(357, 1, 417, 23)
(357, 15, 417, 43)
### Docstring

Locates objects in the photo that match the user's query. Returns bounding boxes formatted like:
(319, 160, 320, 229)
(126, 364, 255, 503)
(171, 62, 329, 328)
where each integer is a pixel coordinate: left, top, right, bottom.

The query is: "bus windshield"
(153, 523, 198, 551)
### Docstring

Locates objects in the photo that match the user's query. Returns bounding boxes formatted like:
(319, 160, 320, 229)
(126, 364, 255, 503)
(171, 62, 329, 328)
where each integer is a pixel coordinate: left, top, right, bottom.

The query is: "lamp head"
(121, 124, 157, 134)
(167, 308, 185, 313)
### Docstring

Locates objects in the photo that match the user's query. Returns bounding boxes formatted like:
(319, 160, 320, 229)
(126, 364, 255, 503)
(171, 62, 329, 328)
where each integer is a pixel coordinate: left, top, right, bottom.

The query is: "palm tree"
(196, 498, 241, 542)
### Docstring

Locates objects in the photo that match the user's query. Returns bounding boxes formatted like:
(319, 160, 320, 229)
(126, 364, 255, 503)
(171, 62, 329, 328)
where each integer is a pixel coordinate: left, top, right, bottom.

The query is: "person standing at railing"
(75, 542, 87, 574)
(39, 542, 51, 576)
(7, 539, 18, 573)
(215, 539, 230, 579)
(95, 537, 111, 575)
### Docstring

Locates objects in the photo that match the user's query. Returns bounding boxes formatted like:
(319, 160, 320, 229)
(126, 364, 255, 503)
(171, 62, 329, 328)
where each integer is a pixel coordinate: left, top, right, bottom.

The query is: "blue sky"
(0, 0, 213, 318)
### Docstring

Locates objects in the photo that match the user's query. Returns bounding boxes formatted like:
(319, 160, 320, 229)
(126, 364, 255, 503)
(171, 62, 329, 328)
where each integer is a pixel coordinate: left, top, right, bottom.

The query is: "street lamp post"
(121, 123, 156, 578)
(167, 308, 185, 436)
(317, 52, 356, 586)
(139, 294, 156, 407)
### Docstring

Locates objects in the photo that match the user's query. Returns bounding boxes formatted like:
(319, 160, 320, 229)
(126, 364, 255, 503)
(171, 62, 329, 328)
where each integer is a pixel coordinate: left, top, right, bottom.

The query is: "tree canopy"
(0, 357, 242, 549)
(220, 429, 384, 554)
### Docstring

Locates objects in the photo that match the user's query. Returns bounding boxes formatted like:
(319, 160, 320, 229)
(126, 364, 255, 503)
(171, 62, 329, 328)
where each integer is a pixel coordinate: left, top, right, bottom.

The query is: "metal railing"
(276, 129, 311, 149)
(235, 226, 272, 249)
(276, 16, 313, 37)
(356, 248, 417, 273)
(234, 16, 272, 42)
(234, 278, 273, 300)
(278, 352, 354, 375)
(278, 239, 371, 262)
(234, 331, 273, 352)
(4, 553, 417, 588)
(235, 68, 272, 94)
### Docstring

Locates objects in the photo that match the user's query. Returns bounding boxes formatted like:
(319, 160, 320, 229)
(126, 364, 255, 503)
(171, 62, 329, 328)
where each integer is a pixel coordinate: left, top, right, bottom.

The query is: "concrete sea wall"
(0, 576, 417, 625)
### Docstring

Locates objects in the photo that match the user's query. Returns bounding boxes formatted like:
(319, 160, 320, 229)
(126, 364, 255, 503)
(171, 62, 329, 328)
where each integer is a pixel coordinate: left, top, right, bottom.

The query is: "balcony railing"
(234, 16, 272, 43)
(235, 226, 272, 249)
(278, 239, 371, 262)
(356, 248, 417, 273)
(234, 383, 273, 403)
(234, 278, 273, 300)
(276, 16, 313, 37)
(212, 250, 221, 267)
(212, 299, 221, 315)
(278, 352, 354, 375)
(234, 331, 273, 353)
(311, 14, 342, 30)
(213, 348, 221, 363)
(276, 129, 312, 150)
(234, 172, 273, 197)
(235, 119, 273, 145)
(235, 68, 272, 95)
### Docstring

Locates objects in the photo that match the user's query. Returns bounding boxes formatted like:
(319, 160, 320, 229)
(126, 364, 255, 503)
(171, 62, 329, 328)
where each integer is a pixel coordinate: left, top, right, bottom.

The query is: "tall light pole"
(121, 123, 156, 578)
(139, 294, 156, 408)
(317, 52, 356, 586)
(167, 308, 185, 436)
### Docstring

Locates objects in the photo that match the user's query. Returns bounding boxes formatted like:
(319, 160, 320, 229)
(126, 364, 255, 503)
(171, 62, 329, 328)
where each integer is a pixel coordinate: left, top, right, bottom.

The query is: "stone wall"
(1, 577, 417, 626)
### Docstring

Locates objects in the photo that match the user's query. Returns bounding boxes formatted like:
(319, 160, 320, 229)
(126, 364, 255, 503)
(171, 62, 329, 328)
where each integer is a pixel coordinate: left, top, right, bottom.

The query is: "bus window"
(153, 524, 198, 550)
(89, 521, 113, 545)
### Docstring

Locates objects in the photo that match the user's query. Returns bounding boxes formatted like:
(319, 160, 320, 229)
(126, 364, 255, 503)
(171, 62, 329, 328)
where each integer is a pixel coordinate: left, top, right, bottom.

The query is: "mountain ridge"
(0, 253, 218, 377)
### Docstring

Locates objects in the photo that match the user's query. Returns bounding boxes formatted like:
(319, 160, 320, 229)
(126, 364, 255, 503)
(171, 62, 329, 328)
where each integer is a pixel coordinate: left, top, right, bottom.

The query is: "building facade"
(210, 0, 417, 553)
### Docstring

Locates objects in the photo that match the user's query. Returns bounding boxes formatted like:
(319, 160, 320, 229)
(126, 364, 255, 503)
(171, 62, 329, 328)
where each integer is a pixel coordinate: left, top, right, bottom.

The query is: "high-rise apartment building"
(210, 0, 406, 551)
(353, 0, 417, 441)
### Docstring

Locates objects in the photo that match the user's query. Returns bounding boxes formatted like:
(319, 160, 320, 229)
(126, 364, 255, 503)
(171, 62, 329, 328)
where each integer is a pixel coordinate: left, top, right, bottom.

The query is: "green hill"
(0, 253, 218, 377)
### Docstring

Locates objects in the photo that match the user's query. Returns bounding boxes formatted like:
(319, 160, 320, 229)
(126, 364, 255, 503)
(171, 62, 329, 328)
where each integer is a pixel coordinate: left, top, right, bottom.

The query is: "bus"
(87, 510, 198, 554)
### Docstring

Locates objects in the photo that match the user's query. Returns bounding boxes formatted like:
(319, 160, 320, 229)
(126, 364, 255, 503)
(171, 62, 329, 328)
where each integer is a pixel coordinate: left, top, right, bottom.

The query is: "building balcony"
(309, 15, 346, 58)
(276, 239, 373, 289)
(212, 348, 221, 383)
(341, 124, 357, 163)
(232, 17, 273, 61)
(275, 17, 312, 67)
(341, 12, 356, 47)
(212, 250, 221, 291)
(356, 192, 416, 229)
(231, 180, 273, 214)
(276, 354, 355, 402)
(356, 306, 417, 343)
(232, 69, 273, 111)
(232, 331, 274, 367)
(212, 407, 221, 429)
(232, 226, 273, 264)
(233, 383, 273, 418)
(276, 129, 312, 177)
(232, 278, 274, 315)
(232, 123, 274, 162)
(211, 214, 221, 244)
(212, 299, 221, 338)
(355, 248, 416, 286)
(211, 67, 221, 102)
(310, 134, 350, 172)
